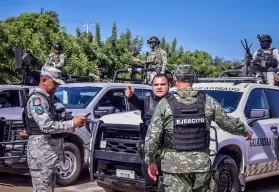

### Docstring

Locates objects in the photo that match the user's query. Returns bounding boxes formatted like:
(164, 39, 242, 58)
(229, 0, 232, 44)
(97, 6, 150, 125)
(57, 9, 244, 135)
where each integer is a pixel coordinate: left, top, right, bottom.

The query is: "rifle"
(240, 39, 253, 76)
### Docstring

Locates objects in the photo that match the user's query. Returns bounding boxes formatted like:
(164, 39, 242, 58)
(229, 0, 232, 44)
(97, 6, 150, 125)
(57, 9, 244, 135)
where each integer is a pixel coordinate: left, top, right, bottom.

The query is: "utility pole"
(82, 23, 94, 34)
(40, 8, 44, 14)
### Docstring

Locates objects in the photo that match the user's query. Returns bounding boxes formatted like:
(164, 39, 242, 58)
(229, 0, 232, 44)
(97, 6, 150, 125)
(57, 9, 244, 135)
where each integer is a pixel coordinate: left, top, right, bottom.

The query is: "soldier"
(44, 42, 66, 70)
(252, 34, 279, 84)
(147, 36, 168, 72)
(146, 36, 168, 84)
(144, 64, 253, 192)
(23, 66, 88, 191)
(94, 68, 111, 82)
(125, 74, 170, 192)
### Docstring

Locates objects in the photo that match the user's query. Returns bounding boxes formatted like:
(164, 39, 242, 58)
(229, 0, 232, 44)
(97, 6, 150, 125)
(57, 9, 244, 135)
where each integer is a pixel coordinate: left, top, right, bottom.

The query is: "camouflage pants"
(29, 168, 57, 192)
(163, 171, 211, 192)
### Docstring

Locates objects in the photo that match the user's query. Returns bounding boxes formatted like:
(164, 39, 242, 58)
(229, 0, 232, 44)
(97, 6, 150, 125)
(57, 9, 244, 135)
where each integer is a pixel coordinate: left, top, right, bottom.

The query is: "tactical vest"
(143, 96, 157, 128)
(50, 53, 61, 64)
(147, 48, 163, 67)
(164, 92, 209, 151)
(256, 48, 275, 63)
(22, 91, 67, 138)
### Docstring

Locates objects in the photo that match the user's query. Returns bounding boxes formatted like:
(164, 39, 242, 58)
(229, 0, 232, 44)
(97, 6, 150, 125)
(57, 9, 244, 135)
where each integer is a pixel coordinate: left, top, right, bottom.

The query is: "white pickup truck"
(0, 82, 152, 186)
(89, 79, 279, 192)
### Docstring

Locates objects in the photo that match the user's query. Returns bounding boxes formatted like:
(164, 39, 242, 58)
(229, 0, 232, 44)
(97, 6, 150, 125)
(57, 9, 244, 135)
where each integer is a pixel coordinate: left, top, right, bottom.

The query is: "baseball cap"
(40, 66, 65, 85)
(174, 64, 196, 76)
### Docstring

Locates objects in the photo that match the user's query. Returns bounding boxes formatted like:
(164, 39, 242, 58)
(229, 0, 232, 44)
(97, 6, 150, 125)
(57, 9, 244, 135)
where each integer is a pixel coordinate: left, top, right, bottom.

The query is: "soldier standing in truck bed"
(44, 42, 66, 71)
(252, 34, 279, 84)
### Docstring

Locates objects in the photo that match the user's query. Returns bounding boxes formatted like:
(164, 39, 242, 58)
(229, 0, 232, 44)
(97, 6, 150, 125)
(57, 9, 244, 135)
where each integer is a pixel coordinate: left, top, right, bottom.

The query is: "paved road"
(0, 170, 104, 192)
(0, 170, 278, 192)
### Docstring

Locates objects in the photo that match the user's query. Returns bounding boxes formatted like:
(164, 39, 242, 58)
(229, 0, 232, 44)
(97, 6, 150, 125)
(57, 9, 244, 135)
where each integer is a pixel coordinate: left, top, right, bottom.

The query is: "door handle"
(270, 126, 279, 137)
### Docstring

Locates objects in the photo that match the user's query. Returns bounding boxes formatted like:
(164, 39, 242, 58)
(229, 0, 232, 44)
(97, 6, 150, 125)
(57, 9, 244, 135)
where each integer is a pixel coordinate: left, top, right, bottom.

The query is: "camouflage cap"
(40, 66, 65, 85)
(174, 64, 196, 76)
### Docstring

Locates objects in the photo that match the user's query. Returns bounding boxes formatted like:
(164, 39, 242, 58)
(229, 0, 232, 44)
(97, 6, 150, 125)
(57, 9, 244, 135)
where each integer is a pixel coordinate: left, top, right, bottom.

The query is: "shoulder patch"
(35, 105, 44, 115)
(33, 97, 42, 106)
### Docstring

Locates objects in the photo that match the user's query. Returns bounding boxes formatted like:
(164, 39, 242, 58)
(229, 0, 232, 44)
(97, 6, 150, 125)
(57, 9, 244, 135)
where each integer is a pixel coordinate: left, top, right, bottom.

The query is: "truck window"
(134, 89, 143, 97)
(97, 89, 127, 112)
(264, 88, 279, 118)
(134, 89, 153, 97)
(0, 90, 20, 108)
(55, 86, 102, 109)
(244, 88, 269, 118)
(143, 89, 154, 97)
(200, 90, 242, 113)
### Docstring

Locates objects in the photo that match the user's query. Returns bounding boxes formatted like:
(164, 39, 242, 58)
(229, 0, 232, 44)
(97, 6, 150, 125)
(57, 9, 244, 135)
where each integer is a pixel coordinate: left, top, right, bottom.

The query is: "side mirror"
(250, 109, 269, 118)
(247, 108, 270, 125)
(94, 106, 116, 118)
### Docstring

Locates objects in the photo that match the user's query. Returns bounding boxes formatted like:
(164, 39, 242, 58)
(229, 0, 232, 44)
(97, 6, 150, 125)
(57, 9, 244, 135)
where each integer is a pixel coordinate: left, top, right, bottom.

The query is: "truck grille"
(102, 129, 140, 154)
(103, 130, 140, 140)
(3, 121, 27, 142)
(106, 141, 138, 153)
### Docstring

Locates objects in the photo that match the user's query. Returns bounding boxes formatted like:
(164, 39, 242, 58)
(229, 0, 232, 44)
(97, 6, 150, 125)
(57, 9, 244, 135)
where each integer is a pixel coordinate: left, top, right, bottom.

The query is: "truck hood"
(0, 107, 24, 120)
(100, 110, 142, 124)
(0, 108, 93, 120)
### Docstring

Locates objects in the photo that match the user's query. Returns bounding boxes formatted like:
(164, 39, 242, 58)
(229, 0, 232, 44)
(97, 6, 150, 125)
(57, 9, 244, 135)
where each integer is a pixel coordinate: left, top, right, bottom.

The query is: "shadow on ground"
(0, 168, 91, 188)
(245, 175, 279, 192)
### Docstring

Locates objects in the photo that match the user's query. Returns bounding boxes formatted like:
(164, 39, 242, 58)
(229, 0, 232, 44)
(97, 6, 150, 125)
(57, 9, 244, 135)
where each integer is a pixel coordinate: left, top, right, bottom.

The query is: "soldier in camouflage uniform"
(23, 66, 88, 192)
(144, 64, 253, 192)
(90, 68, 112, 82)
(44, 42, 66, 71)
(146, 36, 168, 84)
(252, 34, 279, 84)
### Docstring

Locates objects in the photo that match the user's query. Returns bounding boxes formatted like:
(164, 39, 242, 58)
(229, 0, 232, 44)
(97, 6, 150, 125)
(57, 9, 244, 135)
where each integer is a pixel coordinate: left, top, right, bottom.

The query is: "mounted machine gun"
(113, 61, 174, 86)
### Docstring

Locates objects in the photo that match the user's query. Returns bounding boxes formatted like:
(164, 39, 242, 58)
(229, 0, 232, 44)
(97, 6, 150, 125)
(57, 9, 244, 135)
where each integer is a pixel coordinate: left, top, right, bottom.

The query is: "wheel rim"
(218, 167, 234, 192)
(57, 151, 77, 179)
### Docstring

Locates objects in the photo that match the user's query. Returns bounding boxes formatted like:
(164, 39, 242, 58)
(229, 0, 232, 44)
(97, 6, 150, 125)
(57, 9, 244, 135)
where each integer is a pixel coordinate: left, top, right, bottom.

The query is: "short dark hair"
(151, 74, 170, 85)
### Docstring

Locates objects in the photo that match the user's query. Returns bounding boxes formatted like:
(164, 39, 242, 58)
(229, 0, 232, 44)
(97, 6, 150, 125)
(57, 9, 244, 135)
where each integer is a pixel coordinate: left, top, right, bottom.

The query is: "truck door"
(245, 88, 277, 176)
(263, 88, 279, 160)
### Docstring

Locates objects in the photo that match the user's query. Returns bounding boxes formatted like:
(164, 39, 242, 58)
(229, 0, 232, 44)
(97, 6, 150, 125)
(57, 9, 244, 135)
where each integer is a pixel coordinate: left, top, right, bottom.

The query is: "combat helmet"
(53, 42, 62, 51)
(147, 36, 160, 44)
(257, 34, 272, 43)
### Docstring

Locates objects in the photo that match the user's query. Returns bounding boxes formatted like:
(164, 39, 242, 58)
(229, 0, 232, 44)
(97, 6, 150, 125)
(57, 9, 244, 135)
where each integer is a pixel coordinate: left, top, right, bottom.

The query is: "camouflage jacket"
(144, 87, 249, 173)
(147, 47, 168, 72)
(26, 88, 75, 169)
(45, 52, 66, 69)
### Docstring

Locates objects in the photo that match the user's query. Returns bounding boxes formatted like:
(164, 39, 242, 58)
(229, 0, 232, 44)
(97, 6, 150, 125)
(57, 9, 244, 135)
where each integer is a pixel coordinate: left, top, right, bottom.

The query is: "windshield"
(169, 89, 243, 113)
(55, 86, 102, 109)
(201, 90, 243, 113)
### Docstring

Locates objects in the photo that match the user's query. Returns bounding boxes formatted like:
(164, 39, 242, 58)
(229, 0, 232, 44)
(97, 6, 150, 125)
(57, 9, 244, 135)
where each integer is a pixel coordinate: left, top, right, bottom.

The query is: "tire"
(215, 154, 240, 192)
(56, 142, 82, 186)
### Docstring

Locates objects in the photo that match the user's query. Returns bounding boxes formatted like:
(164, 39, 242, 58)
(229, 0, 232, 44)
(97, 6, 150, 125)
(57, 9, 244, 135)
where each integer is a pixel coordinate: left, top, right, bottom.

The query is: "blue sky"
(1, 0, 278, 61)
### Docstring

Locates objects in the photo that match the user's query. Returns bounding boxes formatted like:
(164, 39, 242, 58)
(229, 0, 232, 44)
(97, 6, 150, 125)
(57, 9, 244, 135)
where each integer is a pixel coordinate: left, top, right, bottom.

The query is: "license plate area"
(116, 169, 135, 179)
